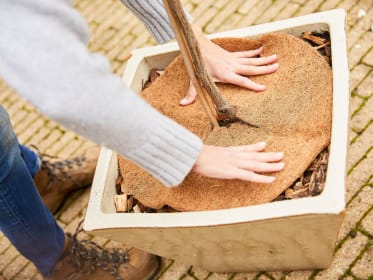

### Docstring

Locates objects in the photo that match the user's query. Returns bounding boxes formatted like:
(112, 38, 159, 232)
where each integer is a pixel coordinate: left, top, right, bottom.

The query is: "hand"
(192, 142, 284, 183)
(180, 26, 279, 106)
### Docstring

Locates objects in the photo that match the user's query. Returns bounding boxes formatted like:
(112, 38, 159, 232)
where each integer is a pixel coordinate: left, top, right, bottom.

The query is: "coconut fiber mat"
(118, 33, 333, 211)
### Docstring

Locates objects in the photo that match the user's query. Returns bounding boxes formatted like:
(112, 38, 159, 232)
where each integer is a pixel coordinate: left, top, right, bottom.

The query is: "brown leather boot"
(45, 224, 160, 280)
(33, 146, 99, 213)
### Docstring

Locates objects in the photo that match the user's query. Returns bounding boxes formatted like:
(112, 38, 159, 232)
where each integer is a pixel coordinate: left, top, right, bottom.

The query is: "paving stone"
(42, 131, 76, 155)
(319, 0, 340, 11)
(346, 1, 373, 31)
(361, 207, 373, 235)
(95, 2, 122, 24)
(5, 99, 28, 117)
(184, 2, 194, 14)
(15, 263, 39, 280)
(349, 95, 364, 121)
(349, 130, 357, 143)
(232, 272, 261, 279)
(348, 32, 373, 68)
(85, 0, 112, 22)
(0, 246, 18, 272)
(252, 274, 272, 280)
(37, 129, 64, 152)
(255, 0, 288, 24)
(2, 255, 29, 280)
(294, 0, 324, 16)
(59, 188, 90, 224)
(283, 270, 313, 279)
(206, 273, 229, 279)
(237, 0, 260, 15)
(315, 233, 368, 280)
(213, 0, 230, 9)
(351, 244, 373, 279)
(126, 31, 153, 51)
(190, 1, 213, 22)
(47, 136, 84, 158)
(187, 265, 214, 279)
(347, 123, 373, 169)
(347, 152, 373, 202)
(62, 214, 87, 237)
(267, 271, 287, 279)
(24, 126, 51, 147)
(206, 0, 245, 33)
(0, 88, 19, 106)
(338, 187, 373, 242)
(8, 110, 29, 129)
(157, 259, 190, 280)
(223, 14, 244, 32)
(351, 95, 373, 132)
(349, 64, 371, 91)
(347, 8, 373, 49)
(239, 0, 272, 26)
(18, 118, 46, 144)
(337, 0, 360, 12)
(0, 237, 10, 255)
(363, 47, 373, 66)
(355, 70, 373, 97)
(194, 7, 218, 29)
(273, 2, 300, 21)
(32, 273, 43, 280)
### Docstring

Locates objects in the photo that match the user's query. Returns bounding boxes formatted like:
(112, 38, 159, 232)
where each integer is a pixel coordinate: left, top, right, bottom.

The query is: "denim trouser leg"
(19, 144, 40, 178)
(0, 105, 64, 277)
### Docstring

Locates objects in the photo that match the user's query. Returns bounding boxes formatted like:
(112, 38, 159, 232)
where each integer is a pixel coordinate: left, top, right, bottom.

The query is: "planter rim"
(84, 8, 348, 231)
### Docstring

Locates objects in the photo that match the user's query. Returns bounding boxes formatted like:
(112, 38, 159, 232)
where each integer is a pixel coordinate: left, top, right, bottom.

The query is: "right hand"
(192, 142, 284, 183)
(179, 25, 279, 106)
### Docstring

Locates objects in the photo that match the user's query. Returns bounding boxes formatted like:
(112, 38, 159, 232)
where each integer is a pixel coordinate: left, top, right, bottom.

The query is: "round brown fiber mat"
(119, 33, 333, 211)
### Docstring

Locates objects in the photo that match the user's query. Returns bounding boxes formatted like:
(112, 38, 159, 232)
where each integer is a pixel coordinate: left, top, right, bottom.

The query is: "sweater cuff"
(126, 115, 203, 187)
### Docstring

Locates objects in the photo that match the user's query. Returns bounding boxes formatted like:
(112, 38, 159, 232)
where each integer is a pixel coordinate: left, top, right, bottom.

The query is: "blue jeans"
(0, 105, 64, 276)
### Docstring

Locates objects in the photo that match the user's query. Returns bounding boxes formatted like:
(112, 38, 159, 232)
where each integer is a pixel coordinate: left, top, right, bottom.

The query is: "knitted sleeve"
(120, 0, 193, 44)
(0, 0, 202, 187)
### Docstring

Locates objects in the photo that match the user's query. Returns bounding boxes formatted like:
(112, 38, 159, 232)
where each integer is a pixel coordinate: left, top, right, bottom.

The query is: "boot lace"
(31, 145, 87, 190)
(67, 220, 129, 280)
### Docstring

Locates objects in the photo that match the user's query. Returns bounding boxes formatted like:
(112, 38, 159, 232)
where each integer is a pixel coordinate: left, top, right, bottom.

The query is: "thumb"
(180, 80, 197, 106)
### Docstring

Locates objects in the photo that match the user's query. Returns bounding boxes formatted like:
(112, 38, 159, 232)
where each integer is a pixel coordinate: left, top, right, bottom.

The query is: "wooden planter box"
(84, 9, 349, 272)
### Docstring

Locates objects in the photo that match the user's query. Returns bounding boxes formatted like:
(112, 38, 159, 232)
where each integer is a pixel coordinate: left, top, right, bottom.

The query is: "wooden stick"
(163, 0, 220, 127)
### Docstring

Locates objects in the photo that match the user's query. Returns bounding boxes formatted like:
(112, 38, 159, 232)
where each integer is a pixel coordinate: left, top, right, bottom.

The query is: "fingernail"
(268, 176, 275, 183)
(180, 98, 188, 105)
(277, 152, 284, 157)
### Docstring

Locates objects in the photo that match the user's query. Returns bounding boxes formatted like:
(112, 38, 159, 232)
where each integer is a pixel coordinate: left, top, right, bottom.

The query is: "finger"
(229, 142, 267, 152)
(222, 73, 266, 91)
(238, 54, 277, 66)
(180, 81, 197, 106)
(239, 160, 285, 173)
(236, 63, 279, 76)
(235, 46, 263, 58)
(242, 151, 284, 162)
(235, 169, 275, 183)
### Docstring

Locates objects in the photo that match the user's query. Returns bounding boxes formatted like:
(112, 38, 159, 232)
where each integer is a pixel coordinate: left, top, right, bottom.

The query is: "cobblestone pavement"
(0, 0, 372, 279)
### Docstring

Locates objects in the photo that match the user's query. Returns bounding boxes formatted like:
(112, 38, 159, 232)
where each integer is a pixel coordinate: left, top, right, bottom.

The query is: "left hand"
(180, 26, 279, 106)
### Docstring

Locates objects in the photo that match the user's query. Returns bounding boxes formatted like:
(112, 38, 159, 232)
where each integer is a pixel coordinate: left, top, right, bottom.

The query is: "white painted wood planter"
(84, 9, 349, 272)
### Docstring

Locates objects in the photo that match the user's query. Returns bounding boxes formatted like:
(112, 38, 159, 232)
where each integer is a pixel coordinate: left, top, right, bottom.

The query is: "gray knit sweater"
(0, 0, 202, 187)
